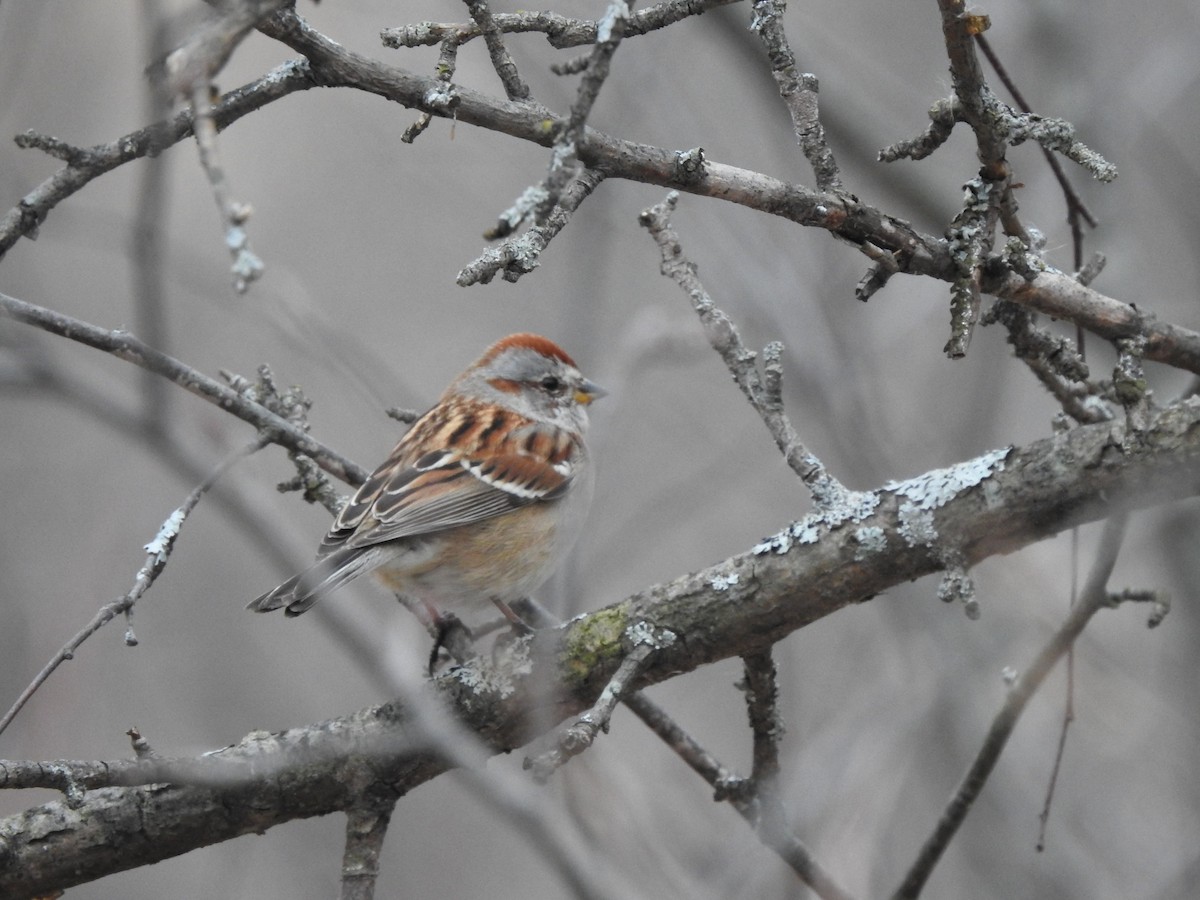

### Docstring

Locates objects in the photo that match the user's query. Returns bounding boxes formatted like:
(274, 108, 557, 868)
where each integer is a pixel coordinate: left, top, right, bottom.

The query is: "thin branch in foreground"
(639, 191, 868, 516)
(749, 0, 843, 192)
(188, 80, 264, 293)
(152, 1, 287, 292)
(891, 513, 1130, 900)
(156, 0, 291, 97)
(0, 435, 268, 739)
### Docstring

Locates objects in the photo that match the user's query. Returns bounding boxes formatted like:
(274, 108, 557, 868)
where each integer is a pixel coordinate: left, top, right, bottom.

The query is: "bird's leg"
(407, 598, 473, 676)
(491, 598, 534, 635)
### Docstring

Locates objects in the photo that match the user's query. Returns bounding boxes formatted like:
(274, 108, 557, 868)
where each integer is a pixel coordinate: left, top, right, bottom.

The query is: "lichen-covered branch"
(458, 168, 607, 285)
(750, 0, 842, 191)
(381, 0, 738, 51)
(461, 0, 530, 100)
(2, 399, 1199, 896)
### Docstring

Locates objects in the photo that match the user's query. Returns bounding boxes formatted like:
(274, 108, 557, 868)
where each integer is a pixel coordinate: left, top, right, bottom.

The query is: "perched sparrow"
(249, 333, 604, 663)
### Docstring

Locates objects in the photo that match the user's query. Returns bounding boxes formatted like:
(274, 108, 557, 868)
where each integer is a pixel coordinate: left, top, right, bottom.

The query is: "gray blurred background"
(1, 1, 1198, 897)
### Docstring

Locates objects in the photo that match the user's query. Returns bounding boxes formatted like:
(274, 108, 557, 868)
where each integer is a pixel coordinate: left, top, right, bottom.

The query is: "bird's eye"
(539, 374, 565, 394)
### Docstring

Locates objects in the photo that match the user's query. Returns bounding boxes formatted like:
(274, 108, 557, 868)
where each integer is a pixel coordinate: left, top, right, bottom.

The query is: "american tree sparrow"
(249, 333, 605, 663)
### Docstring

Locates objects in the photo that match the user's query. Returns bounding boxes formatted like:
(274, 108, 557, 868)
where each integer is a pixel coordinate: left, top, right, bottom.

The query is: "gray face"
(460, 345, 602, 434)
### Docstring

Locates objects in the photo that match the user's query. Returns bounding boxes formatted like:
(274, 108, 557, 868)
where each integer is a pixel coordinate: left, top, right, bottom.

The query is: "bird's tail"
(247, 546, 385, 617)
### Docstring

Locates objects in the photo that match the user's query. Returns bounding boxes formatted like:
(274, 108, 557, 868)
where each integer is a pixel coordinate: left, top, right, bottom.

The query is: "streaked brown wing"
(319, 412, 579, 555)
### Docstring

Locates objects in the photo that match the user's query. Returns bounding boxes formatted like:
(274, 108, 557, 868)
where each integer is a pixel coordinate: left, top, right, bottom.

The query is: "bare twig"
(942, 175, 995, 358)
(146, 0, 288, 291)
(525, 641, 655, 782)
(1035, 670, 1073, 853)
(892, 513, 1130, 900)
(0, 435, 268, 739)
(878, 97, 960, 163)
(981, 299, 1110, 425)
(533, 0, 633, 226)
(340, 800, 397, 900)
(135, 0, 173, 435)
(458, 168, 607, 285)
(749, 0, 842, 191)
(624, 688, 858, 900)
(401, 37, 459, 143)
(899, 1, 1113, 359)
(0, 291, 368, 486)
(639, 191, 863, 512)
(974, 34, 1098, 232)
(461, 0, 530, 100)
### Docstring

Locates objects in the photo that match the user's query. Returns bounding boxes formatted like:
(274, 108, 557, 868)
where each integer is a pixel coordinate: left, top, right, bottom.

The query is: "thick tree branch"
(4, 398, 1200, 896)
